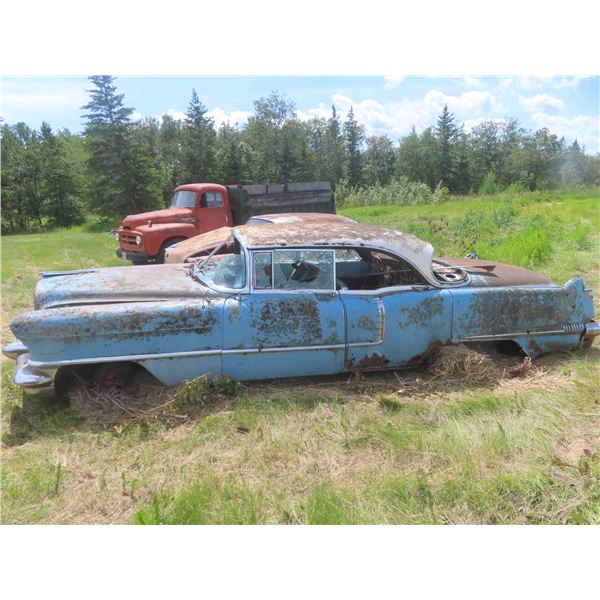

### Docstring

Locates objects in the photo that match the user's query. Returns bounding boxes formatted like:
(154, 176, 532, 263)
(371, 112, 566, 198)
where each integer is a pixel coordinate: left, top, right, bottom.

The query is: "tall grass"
(335, 177, 449, 207)
(1, 189, 598, 525)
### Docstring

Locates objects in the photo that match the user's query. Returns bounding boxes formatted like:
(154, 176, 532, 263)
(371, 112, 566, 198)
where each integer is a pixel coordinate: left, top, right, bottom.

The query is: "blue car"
(4, 222, 599, 397)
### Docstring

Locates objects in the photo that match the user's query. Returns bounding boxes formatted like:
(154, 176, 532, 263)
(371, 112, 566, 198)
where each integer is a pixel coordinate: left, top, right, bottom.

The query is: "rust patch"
(357, 315, 375, 331)
(348, 352, 390, 371)
(527, 339, 544, 358)
(252, 298, 323, 346)
(458, 286, 579, 337)
(398, 296, 445, 326)
(406, 340, 443, 367)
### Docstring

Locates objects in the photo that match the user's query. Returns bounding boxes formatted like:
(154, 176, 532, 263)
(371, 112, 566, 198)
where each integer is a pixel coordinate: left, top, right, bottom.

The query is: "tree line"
(2, 76, 598, 232)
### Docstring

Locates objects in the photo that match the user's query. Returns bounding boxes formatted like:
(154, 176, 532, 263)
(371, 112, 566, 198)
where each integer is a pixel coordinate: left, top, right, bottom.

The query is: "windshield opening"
(171, 190, 197, 208)
(193, 237, 247, 290)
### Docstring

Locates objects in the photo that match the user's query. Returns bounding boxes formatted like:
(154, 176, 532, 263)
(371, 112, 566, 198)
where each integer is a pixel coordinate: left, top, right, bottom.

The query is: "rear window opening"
(335, 248, 427, 290)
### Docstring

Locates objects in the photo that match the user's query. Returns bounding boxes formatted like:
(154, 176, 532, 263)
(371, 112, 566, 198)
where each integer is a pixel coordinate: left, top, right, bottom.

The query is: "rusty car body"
(4, 222, 599, 397)
(163, 212, 357, 263)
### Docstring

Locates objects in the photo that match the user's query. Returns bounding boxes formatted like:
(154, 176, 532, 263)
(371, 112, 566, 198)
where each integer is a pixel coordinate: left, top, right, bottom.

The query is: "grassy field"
(1, 190, 599, 524)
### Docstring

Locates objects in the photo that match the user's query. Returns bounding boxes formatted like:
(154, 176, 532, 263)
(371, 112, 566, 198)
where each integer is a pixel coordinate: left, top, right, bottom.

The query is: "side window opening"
(335, 248, 426, 290)
(253, 250, 335, 291)
(201, 192, 224, 208)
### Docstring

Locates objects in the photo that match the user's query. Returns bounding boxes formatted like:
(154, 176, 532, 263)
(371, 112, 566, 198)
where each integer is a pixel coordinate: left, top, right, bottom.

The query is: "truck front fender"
(136, 223, 197, 257)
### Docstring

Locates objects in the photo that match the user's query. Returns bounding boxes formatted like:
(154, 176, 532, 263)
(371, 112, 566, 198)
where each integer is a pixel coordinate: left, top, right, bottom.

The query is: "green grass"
(1, 190, 599, 524)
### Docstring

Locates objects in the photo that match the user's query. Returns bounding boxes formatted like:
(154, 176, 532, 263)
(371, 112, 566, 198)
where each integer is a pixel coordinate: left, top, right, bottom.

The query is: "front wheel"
(155, 237, 187, 264)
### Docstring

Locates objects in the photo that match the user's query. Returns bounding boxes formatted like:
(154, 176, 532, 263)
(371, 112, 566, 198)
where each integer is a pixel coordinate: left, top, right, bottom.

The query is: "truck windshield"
(171, 190, 197, 208)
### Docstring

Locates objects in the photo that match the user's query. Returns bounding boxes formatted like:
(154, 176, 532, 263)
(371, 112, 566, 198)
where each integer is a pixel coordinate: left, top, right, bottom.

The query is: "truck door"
(197, 191, 229, 233)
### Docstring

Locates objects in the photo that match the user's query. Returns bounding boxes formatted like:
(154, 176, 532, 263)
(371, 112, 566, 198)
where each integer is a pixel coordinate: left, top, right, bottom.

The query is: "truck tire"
(156, 237, 187, 264)
(130, 255, 151, 266)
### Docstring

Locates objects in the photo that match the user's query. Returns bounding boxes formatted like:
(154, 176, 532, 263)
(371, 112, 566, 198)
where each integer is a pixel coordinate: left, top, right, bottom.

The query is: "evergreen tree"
(435, 105, 458, 190)
(324, 106, 345, 185)
(119, 123, 163, 215)
(181, 89, 217, 182)
(81, 75, 133, 219)
(305, 117, 327, 180)
(344, 107, 365, 187)
(157, 114, 184, 205)
(216, 122, 245, 183)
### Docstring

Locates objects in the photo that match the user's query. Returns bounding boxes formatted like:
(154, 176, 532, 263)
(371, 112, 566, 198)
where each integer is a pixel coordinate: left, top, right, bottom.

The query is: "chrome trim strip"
(222, 343, 346, 355)
(463, 327, 580, 341)
(29, 339, 385, 369)
(3, 340, 28, 359)
(376, 297, 385, 343)
(29, 348, 223, 368)
(347, 340, 382, 348)
(13, 354, 54, 388)
(463, 332, 564, 341)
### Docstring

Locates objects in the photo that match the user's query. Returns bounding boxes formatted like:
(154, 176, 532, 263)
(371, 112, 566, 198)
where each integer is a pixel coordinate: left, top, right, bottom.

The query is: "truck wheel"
(156, 237, 186, 264)
(129, 255, 151, 266)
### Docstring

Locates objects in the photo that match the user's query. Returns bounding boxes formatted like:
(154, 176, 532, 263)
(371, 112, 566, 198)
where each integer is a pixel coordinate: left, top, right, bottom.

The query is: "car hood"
(121, 208, 193, 229)
(34, 264, 209, 309)
(165, 226, 233, 263)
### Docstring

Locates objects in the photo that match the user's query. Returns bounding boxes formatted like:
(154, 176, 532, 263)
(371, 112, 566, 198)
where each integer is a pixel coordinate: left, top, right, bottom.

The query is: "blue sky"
(2, 76, 598, 153)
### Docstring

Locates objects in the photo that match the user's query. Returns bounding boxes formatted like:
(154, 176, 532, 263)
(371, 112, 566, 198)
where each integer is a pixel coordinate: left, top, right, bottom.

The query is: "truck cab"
(115, 181, 335, 264)
(116, 183, 231, 264)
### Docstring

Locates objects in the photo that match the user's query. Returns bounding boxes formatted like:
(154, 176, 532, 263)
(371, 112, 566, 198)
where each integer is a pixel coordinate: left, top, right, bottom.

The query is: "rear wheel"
(156, 237, 187, 264)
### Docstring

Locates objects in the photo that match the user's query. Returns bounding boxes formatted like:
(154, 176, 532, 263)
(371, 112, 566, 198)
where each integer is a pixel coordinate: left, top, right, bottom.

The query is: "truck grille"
(120, 230, 141, 249)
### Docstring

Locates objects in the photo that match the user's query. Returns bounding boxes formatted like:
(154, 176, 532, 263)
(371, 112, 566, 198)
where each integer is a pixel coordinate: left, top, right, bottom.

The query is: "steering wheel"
(288, 258, 305, 281)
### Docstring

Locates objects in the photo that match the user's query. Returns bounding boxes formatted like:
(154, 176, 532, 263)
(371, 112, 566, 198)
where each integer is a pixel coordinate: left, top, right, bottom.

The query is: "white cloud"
(498, 76, 590, 92)
(519, 94, 565, 112)
(1, 78, 88, 121)
(153, 107, 249, 129)
(384, 75, 405, 89)
(206, 107, 251, 129)
(308, 89, 506, 140)
(462, 117, 508, 131)
(452, 76, 485, 88)
(162, 108, 186, 121)
(423, 89, 506, 116)
(297, 102, 331, 121)
(531, 112, 599, 152)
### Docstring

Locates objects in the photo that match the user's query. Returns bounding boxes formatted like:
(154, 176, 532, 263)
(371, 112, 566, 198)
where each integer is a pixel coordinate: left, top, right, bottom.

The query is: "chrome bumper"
(3, 342, 55, 397)
(585, 322, 600, 337)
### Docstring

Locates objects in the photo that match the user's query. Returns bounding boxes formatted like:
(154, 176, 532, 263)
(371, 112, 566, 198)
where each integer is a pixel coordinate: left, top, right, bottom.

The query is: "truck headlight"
(135, 235, 142, 247)
(115, 232, 120, 241)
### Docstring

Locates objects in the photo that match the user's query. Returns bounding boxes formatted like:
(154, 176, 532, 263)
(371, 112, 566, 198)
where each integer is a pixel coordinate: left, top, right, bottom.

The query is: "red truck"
(115, 181, 335, 264)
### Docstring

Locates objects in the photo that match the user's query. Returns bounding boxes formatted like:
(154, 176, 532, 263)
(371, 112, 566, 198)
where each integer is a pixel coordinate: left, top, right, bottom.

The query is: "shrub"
(335, 177, 445, 208)
(479, 171, 499, 195)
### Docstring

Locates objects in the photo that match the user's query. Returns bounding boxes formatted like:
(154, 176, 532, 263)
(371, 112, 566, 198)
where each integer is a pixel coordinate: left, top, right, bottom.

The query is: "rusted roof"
(234, 222, 436, 284)
(249, 213, 356, 224)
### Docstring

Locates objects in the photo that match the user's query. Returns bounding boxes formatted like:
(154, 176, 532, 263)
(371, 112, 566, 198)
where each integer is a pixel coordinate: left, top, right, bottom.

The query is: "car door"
(222, 248, 346, 380)
(337, 248, 452, 370)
